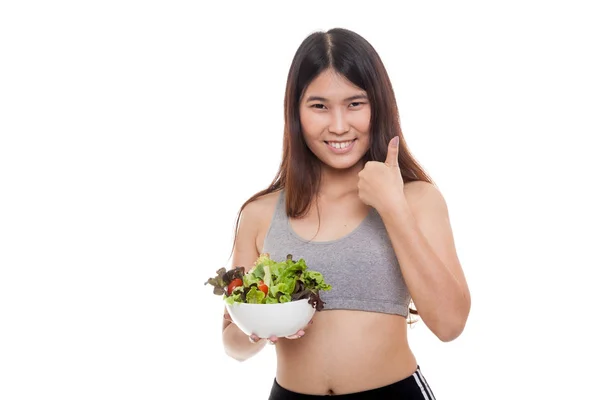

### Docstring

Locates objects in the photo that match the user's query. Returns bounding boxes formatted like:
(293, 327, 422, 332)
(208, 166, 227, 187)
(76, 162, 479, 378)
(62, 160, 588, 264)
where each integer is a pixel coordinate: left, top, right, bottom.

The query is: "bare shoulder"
(231, 189, 281, 273)
(403, 180, 448, 217)
(240, 190, 282, 252)
(242, 190, 281, 220)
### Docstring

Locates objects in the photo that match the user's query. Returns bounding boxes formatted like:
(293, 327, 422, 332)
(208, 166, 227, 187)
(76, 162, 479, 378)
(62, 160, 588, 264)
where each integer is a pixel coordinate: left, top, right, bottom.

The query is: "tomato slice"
(227, 278, 243, 295)
(257, 280, 268, 296)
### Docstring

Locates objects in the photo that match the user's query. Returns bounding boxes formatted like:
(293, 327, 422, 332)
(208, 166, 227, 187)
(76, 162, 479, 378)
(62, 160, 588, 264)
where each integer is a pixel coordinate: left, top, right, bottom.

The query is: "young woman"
(221, 28, 471, 399)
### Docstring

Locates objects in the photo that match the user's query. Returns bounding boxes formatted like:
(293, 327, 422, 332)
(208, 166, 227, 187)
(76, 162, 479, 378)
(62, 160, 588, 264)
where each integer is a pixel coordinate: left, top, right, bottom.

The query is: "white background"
(1, 1, 599, 399)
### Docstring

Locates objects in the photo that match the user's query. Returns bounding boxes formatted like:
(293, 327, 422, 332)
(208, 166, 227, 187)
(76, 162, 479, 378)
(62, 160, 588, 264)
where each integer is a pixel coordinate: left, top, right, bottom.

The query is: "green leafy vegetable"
(204, 253, 332, 311)
(245, 287, 265, 304)
(204, 266, 244, 296)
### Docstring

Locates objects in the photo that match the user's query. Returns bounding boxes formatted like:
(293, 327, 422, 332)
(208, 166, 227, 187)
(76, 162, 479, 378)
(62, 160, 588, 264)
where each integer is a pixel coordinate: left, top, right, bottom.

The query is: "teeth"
(329, 140, 353, 149)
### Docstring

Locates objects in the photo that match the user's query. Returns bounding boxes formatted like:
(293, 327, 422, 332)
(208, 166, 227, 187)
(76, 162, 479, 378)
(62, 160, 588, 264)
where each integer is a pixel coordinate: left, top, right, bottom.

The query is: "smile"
(324, 139, 357, 154)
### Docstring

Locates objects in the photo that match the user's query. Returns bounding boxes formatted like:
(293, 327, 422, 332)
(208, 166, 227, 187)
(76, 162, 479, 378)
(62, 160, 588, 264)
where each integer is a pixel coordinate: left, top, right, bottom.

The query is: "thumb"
(385, 136, 400, 167)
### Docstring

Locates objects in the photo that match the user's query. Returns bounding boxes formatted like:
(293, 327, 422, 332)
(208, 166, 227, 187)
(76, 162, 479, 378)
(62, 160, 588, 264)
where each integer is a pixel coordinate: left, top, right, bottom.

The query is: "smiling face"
(299, 69, 371, 171)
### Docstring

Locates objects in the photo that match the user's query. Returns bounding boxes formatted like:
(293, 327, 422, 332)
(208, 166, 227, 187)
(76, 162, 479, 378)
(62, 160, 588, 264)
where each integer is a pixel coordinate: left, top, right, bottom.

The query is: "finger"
(267, 335, 278, 345)
(248, 334, 262, 343)
(285, 330, 306, 339)
(385, 136, 400, 167)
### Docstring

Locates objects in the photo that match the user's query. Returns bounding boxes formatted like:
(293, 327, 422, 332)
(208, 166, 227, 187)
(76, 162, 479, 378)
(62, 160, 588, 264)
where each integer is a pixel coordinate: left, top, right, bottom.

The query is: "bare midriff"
(274, 309, 418, 395)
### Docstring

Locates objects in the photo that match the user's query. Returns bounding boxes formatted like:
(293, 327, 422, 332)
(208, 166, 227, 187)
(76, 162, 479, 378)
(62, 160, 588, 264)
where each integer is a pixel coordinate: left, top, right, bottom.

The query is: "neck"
(317, 160, 365, 200)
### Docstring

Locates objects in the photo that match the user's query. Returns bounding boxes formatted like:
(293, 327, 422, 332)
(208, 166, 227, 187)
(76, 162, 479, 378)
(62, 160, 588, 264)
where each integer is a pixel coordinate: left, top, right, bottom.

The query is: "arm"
(223, 315, 267, 361)
(221, 202, 267, 361)
(378, 181, 471, 342)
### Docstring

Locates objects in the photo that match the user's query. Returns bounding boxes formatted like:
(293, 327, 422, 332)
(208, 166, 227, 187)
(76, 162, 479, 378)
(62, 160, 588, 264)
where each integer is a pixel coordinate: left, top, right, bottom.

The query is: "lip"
(324, 139, 356, 154)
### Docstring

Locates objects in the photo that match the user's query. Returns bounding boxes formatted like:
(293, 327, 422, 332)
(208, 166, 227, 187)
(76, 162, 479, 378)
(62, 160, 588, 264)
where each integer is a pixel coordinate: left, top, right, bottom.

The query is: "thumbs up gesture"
(357, 136, 405, 212)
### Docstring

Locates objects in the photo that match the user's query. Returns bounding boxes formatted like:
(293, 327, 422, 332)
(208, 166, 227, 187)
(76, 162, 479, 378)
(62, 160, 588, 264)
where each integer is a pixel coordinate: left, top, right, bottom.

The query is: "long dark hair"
(231, 28, 432, 320)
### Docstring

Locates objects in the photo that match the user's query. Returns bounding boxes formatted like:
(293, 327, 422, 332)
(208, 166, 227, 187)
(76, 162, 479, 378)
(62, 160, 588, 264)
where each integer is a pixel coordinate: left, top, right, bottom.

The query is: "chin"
(322, 157, 364, 170)
(316, 151, 367, 171)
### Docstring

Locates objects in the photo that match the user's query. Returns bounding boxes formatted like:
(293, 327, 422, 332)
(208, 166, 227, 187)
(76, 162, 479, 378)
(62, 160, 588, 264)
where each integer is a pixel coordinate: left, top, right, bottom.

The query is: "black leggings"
(268, 366, 436, 399)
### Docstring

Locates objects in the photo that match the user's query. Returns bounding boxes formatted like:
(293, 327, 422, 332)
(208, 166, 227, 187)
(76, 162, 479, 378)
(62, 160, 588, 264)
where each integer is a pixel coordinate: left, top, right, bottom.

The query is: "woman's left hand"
(358, 136, 405, 212)
(262, 318, 313, 345)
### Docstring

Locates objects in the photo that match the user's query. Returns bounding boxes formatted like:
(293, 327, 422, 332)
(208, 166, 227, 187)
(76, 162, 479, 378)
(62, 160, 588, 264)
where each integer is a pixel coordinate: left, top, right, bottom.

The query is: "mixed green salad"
(205, 253, 332, 311)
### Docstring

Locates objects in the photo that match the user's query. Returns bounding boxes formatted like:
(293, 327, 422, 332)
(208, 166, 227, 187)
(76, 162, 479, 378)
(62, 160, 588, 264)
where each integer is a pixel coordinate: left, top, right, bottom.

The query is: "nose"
(328, 108, 350, 135)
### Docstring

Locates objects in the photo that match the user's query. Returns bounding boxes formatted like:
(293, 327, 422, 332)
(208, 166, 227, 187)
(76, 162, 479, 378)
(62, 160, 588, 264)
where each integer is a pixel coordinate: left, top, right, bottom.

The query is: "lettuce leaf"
(245, 287, 265, 304)
(204, 266, 244, 295)
(224, 292, 242, 305)
(303, 270, 332, 291)
(242, 272, 262, 287)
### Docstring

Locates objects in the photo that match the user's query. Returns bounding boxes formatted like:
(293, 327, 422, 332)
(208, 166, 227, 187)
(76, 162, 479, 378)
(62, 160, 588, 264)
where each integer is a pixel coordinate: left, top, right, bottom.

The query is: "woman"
(221, 28, 471, 399)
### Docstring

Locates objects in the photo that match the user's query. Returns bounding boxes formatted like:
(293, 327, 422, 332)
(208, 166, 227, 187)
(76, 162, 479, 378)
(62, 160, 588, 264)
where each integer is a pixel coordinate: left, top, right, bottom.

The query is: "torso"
(253, 190, 418, 395)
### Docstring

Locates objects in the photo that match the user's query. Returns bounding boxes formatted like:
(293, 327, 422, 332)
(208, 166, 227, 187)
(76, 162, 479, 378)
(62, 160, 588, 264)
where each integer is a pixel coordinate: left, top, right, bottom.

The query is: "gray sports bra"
(262, 190, 411, 317)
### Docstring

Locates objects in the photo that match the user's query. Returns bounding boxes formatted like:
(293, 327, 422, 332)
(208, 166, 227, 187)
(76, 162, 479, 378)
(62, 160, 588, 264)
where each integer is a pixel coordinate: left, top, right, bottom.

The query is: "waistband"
(268, 365, 435, 399)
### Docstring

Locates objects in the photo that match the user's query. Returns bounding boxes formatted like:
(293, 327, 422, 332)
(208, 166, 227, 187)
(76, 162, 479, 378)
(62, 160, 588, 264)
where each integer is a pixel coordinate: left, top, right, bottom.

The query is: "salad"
(205, 253, 332, 311)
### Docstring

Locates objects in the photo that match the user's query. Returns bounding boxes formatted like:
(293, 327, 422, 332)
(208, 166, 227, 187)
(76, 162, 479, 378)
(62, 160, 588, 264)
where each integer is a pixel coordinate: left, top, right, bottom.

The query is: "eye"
(310, 104, 327, 110)
(349, 102, 364, 108)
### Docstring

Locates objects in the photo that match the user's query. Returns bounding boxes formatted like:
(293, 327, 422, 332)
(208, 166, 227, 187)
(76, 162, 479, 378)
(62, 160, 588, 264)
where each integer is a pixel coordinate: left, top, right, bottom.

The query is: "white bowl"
(225, 299, 316, 339)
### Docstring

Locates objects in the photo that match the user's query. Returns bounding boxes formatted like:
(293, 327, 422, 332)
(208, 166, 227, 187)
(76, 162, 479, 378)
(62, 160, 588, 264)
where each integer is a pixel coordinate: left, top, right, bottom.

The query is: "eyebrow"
(305, 94, 369, 103)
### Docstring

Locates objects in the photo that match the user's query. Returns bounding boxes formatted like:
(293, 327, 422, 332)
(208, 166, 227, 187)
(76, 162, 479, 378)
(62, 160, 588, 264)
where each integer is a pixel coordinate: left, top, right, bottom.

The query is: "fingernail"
(297, 330, 305, 337)
(392, 136, 399, 147)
